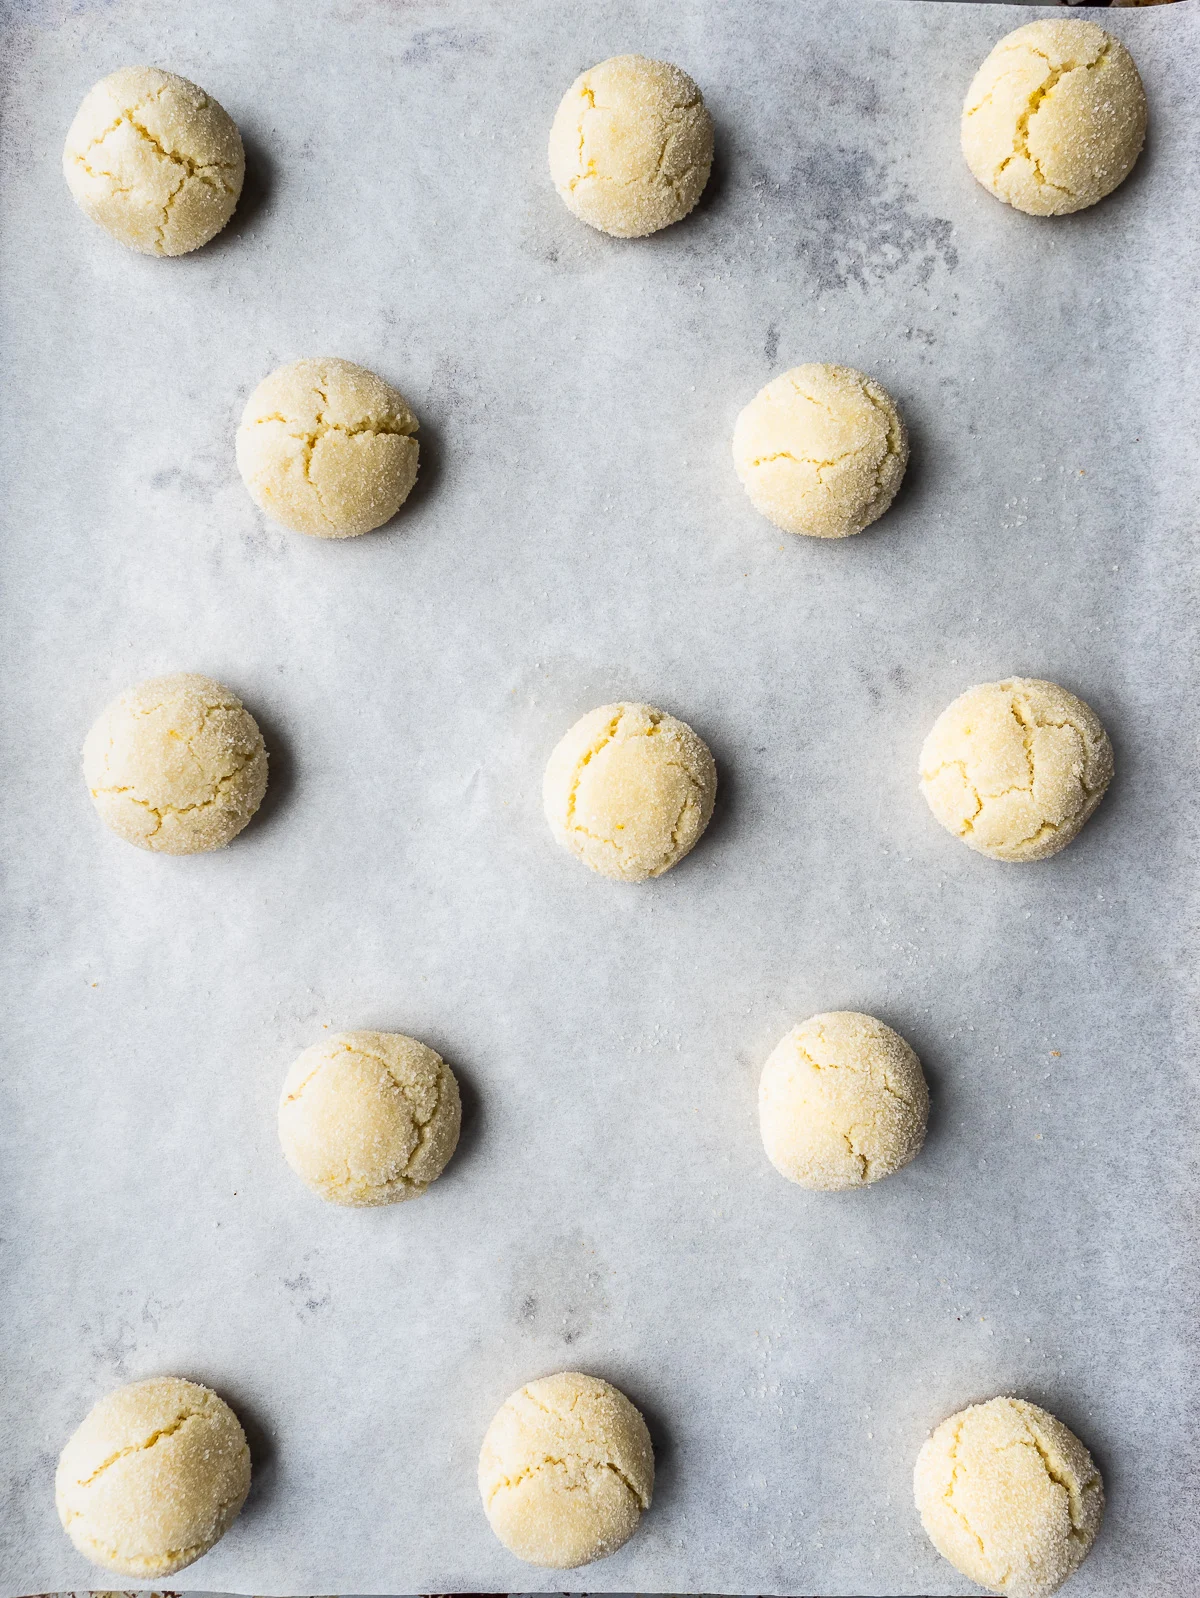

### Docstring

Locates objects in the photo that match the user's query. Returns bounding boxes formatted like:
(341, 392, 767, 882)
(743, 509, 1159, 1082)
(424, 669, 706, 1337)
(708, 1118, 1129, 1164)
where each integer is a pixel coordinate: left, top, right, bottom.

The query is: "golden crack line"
(842, 1129, 868, 1180)
(992, 44, 1110, 196)
(942, 1420, 993, 1567)
(76, 80, 171, 157)
(858, 377, 906, 503)
(487, 1452, 646, 1510)
(1011, 1409, 1102, 1547)
(92, 747, 261, 835)
(749, 448, 860, 476)
(563, 709, 626, 830)
(72, 1408, 202, 1487)
(124, 110, 240, 187)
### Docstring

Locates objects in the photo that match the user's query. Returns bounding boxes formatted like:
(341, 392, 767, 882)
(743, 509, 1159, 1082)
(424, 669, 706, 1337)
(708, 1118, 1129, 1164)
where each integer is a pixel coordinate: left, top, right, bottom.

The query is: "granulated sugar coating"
(278, 1031, 461, 1206)
(236, 357, 420, 538)
(961, 20, 1147, 217)
(63, 67, 244, 255)
(55, 1377, 251, 1577)
(82, 673, 268, 855)
(543, 702, 717, 882)
(914, 1396, 1104, 1598)
(759, 1011, 929, 1190)
(479, 1372, 654, 1568)
(732, 363, 908, 539)
(919, 677, 1113, 863)
(548, 55, 713, 237)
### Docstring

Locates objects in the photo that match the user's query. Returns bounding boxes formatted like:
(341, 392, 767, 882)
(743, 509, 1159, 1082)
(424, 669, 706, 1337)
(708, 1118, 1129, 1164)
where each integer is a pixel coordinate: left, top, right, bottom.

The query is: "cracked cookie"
(236, 357, 419, 538)
(962, 20, 1146, 217)
(479, 1371, 654, 1568)
(278, 1030, 461, 1207)
(543, 701, 716, 882)
(914, 1396, 1104, 1598)
(548, 54, 713, 238)
(56, 1377, 250, 1577)
(63, 67, 244, 256)
(759, 1011, 928, 1191)
(920, 678, 1113, 862)
(82, 673, 267, 855)
(732, 363, 908, 539)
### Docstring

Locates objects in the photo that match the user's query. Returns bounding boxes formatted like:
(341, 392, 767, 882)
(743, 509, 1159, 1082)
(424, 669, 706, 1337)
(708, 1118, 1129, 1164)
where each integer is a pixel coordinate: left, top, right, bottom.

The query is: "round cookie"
(278, 1030, 461, 1206)
(914, 1396, 1104, 1598)
(479, 1371, 654, 1568)
(759, 1011, 928, 1191)
(63, 67, 244, 255)
(236, 357, 419, 538)
(548, 54, 713, 238)
(919, 678, 1113, 863)
(961, 21, 1146, 217)
(543, 702, 716, 882)
(732, 364, 908, 539)
(56, 1377, 250, 1577)
(82, 673, 267, 855)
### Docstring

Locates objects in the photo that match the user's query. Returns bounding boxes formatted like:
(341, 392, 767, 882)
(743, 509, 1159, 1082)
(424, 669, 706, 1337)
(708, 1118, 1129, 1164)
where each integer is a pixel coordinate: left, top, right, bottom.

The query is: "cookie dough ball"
(759, 1011, 928, 1191)
(962, 21, 1146, 217)
(63, 67, 244, 255)
(82, 673, 267, 855)
(278, 1030, 461, 1206)
(56, 1377, 250, 1577)
(920, 678, 1113, 863)
(914, 1396, 1104, 1597)
(548, 55, 713, 238)
(479, 1372, 654, 1568)
(543, 702, 716, 882)
(236, 357, 419, 538)
(732, 364, 908, 539)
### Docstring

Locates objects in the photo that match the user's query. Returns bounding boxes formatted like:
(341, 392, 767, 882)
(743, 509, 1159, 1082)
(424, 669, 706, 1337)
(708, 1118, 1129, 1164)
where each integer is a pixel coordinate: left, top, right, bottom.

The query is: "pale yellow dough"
(82, 673, 267, 855)
(479, 1371, 654, 1569)
(732, 364, 908, 539)
(63, 67, 244, 255)
(961, 21, 1146, 217)
(236, 358, 419, 538)
(543, 702, 716, 882)
(56, 1377, 250, 1578)
(759, 1011, 928, 1191)
(548, 55, 713, 237)
(278, 1030, 461, 1206)
(914, 1396, 1104, 1598)
(919, 678, 1112, 863)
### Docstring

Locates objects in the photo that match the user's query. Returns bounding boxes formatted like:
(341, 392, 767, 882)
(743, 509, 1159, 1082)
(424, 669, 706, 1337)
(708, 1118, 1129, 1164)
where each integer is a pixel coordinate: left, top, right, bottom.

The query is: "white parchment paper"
(2, 0, 1198, 1592)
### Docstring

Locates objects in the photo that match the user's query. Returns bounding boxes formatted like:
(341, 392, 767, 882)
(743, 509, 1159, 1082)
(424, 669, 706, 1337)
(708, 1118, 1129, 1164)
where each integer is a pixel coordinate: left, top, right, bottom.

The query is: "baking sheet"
(1, 0, 1198, 1592)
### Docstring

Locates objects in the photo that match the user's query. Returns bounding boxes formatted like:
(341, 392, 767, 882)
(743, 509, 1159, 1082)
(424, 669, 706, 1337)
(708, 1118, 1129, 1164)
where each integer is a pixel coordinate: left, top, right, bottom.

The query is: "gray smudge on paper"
(738, 39, 958, 295)
(283, 1268, 332, 1320)
(149, 460, 223, 504)
(81, 1312, 139, 1374)
(511, 1230, 607, 1346)
(752, 146, 957, 295)
(400, 25, 491, 67)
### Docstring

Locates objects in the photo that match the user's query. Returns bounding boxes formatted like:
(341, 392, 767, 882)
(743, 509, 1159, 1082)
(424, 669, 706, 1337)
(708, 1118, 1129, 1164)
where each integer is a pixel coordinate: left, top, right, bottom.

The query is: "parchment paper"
(1, 0, 1198, 1592)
